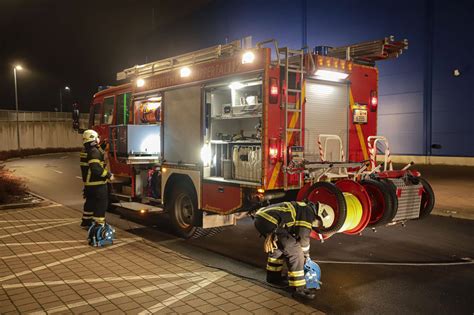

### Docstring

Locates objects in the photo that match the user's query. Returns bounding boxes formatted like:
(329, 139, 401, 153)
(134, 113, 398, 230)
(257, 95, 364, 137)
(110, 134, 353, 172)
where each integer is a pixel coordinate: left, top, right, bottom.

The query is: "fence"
(0, 110, 89, 152)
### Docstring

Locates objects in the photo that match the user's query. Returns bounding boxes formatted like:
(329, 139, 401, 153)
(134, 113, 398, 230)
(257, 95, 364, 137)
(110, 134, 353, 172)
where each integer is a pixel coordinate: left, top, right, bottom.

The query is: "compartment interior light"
(229, 81, 244, 90)
(200, 143, 212, 166)
(314, 69, 349, 82)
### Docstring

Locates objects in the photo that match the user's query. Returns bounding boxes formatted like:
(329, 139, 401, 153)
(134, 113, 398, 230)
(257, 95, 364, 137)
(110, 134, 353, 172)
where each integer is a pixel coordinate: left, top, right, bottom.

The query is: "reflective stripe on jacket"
(84, 145, 111, 186)
(255, 201, 316, 255)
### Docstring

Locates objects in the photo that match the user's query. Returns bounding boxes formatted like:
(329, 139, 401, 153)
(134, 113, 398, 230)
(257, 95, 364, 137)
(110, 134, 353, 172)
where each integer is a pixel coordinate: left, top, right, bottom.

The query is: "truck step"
(110, 192, 132, 202)
(112, 202, 164, 214)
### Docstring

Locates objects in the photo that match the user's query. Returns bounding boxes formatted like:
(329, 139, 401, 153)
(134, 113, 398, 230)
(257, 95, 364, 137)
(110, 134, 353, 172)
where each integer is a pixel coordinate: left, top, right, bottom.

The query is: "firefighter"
(254, 201, 323, 300)
(80, 130, 112, 228)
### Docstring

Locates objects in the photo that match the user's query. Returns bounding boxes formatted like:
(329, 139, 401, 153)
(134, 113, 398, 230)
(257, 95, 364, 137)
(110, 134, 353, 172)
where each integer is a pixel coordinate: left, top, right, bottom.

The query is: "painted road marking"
(75, 176, 82, 180)
(2, 271, 216, 289)
(0, 204, 61, 217)
(317, 258, 474, 266)
(0, 245, 90, 260)
(139, 271, 226, 314)
(0, 220, 78, 239)
(0, 221, 76, 230)
(32, 275, 207, 315)
(0, 240, 135, 282)
(0, 237, 141, 247)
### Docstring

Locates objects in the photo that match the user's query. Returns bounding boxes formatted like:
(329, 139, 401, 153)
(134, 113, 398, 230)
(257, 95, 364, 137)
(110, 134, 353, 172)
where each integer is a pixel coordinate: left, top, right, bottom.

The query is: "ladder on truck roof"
(326, 36, 408, 66)
(279, 47, 304, 191)
(116, 40, 243, 81)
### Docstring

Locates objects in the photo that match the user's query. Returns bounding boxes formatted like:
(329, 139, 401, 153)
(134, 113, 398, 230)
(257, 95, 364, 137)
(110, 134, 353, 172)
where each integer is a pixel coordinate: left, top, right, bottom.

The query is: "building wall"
(155, 0, 473, 157)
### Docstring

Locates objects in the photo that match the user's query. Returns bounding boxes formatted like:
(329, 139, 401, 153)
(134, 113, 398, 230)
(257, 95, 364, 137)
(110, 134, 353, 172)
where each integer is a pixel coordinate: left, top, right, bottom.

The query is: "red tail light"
(269, 138, 279, 163)
(269, 77, 279, 104)
(370, 90, 378, 112)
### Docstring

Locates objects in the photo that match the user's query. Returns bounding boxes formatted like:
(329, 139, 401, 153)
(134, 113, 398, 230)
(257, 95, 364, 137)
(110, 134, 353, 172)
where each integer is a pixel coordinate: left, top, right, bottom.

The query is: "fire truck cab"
(78, 36, 433, 239)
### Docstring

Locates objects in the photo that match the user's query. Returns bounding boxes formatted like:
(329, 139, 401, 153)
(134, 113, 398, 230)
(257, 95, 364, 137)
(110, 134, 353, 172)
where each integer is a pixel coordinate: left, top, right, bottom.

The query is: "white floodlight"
(180, 67, 191, 77)
(136, 78, 145, 87)
(242, 51, 255, 64)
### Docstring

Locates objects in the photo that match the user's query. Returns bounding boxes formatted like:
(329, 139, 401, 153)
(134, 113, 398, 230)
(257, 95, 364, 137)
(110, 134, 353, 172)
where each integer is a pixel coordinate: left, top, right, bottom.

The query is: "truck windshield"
(101, 96, 114, 125)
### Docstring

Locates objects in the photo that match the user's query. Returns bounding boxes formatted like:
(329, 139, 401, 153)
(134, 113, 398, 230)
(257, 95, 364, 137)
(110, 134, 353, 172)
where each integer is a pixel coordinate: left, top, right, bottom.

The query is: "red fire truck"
(76, 36, 434, 239)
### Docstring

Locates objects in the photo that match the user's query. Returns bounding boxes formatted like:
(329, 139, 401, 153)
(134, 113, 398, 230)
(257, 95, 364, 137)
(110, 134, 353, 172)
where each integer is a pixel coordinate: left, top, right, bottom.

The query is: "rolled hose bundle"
(297, 180, 371, 239)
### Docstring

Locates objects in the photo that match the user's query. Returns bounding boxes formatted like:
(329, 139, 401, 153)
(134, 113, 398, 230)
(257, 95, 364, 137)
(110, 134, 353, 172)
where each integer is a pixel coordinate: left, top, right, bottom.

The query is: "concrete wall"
(0, 110, 88, 152)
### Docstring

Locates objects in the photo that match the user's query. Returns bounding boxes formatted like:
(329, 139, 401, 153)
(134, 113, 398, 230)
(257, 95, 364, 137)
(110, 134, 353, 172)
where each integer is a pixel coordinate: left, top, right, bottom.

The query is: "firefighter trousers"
(83, 184, 108, 225)
(267, 229, 306, 288)
(254, 217, 306, 289)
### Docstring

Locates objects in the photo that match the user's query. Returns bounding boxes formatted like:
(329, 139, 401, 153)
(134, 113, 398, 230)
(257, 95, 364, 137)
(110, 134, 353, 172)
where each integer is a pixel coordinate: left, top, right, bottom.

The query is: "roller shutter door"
(304, 80, 349, 161)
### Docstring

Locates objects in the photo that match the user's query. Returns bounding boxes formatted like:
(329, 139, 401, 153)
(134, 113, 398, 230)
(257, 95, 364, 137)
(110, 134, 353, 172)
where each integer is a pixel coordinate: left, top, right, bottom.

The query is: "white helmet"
(82, 129, 99, 144)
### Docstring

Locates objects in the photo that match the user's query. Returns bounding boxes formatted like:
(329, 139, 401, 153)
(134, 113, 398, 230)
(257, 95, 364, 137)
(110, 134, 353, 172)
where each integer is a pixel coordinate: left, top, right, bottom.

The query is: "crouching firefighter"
(254, 201, 321, 300)
(80, 130, 115, 246)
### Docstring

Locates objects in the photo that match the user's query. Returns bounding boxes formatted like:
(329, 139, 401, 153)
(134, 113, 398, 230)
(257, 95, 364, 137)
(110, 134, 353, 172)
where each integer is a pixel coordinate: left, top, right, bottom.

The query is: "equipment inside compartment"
(203, 76, 263, 184)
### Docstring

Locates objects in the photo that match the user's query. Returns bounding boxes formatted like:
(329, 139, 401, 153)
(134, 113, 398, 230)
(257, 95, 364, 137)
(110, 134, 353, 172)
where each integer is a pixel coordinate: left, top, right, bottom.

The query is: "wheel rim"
(174, 193, 194, 229)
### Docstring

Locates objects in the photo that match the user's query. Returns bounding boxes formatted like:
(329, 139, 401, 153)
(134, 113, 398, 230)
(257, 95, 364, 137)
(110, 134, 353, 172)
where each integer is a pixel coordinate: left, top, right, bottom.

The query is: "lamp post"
(13, 65, 23, 154)
(59, 86, 71, 112)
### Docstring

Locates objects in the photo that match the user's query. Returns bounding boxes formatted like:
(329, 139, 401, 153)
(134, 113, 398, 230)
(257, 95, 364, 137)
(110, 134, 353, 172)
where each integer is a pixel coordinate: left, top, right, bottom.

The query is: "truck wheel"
(418, 177, 435, 219)
(167, 183, 200, 238)
(361, 179, 395, 226)
(380, 179, 399, 223)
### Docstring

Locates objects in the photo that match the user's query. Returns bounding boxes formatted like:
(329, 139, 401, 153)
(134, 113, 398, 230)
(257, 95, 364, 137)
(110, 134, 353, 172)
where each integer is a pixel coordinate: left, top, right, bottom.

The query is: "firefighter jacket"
(80, 144, 111, 186)
(80, 149, 88, 183)
(255, 201, 316, 256)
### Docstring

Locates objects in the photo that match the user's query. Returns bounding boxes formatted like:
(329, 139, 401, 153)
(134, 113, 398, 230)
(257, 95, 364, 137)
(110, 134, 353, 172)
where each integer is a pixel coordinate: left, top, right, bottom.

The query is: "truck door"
(304, 80, 349, 161)
(163, 86, 202, 164)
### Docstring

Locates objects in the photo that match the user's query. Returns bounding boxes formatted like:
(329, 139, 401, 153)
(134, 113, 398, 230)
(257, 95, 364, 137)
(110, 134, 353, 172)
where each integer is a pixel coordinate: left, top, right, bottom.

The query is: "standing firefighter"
(80, 130, 112, 228)
(254, 201, 321, 300)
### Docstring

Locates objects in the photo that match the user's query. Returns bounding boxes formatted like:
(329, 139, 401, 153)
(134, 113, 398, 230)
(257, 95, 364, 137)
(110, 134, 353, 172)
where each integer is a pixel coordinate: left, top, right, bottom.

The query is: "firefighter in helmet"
(254, 201, 325, 300)
(80, 130, 112, 228)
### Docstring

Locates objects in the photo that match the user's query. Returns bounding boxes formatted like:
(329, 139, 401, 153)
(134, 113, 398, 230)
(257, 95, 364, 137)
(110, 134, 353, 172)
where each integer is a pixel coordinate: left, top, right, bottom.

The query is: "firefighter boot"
(292, 286, 315, 301)
(266, 271, 288, 287)
(80, 219, 92, 229)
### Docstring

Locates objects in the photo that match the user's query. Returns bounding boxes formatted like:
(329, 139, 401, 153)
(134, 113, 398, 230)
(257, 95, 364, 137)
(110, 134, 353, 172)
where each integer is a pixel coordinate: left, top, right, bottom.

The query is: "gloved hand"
(264, 233, 278, 253)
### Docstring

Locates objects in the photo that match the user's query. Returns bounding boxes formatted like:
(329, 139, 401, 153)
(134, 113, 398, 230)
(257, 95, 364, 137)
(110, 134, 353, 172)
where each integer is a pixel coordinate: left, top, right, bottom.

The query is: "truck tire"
(380, 179, 399, 223)
(166, 182, 202, 239)
(361, 179, 396, 226)
(418, 177, 435, 219)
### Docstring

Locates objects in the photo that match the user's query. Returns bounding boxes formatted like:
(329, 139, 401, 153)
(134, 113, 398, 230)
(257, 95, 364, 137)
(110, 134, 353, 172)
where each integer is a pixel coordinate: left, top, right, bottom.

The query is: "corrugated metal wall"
(154, 0, 473, 157)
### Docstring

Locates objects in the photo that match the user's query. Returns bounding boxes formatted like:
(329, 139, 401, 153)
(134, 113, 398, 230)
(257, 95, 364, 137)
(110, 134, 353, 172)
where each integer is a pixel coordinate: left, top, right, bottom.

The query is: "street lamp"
(59, 86, 71, 112)
(13, 65, 23, 154)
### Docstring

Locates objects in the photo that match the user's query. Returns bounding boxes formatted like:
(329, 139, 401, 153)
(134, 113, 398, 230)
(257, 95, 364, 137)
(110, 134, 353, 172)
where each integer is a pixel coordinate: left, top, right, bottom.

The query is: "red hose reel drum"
(335, 180, 371, 235)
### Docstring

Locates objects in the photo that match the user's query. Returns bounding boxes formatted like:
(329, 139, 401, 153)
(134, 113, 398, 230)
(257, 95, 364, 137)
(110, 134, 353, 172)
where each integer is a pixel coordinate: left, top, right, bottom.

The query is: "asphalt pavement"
(5, 152, 474, 314)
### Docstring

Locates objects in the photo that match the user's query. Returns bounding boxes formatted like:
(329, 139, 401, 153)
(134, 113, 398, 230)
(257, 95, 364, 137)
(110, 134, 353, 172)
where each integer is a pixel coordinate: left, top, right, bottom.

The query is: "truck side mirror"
(72, 102, 82, 133)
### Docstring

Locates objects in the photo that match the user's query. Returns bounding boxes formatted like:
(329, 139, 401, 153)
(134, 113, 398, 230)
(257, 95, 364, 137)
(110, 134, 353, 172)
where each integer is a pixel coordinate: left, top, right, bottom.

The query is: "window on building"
(116, 92, 131, 125)
(101, 97, 114, 125)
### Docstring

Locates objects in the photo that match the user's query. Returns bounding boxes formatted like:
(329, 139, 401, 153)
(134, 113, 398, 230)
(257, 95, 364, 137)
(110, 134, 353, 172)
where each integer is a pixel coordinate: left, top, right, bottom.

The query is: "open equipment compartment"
(203, 75, 263, 185)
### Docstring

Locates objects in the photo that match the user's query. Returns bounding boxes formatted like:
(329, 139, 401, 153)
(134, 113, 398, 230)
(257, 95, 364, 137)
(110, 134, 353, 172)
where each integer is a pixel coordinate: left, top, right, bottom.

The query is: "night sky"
(0, 0, 210, 113)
